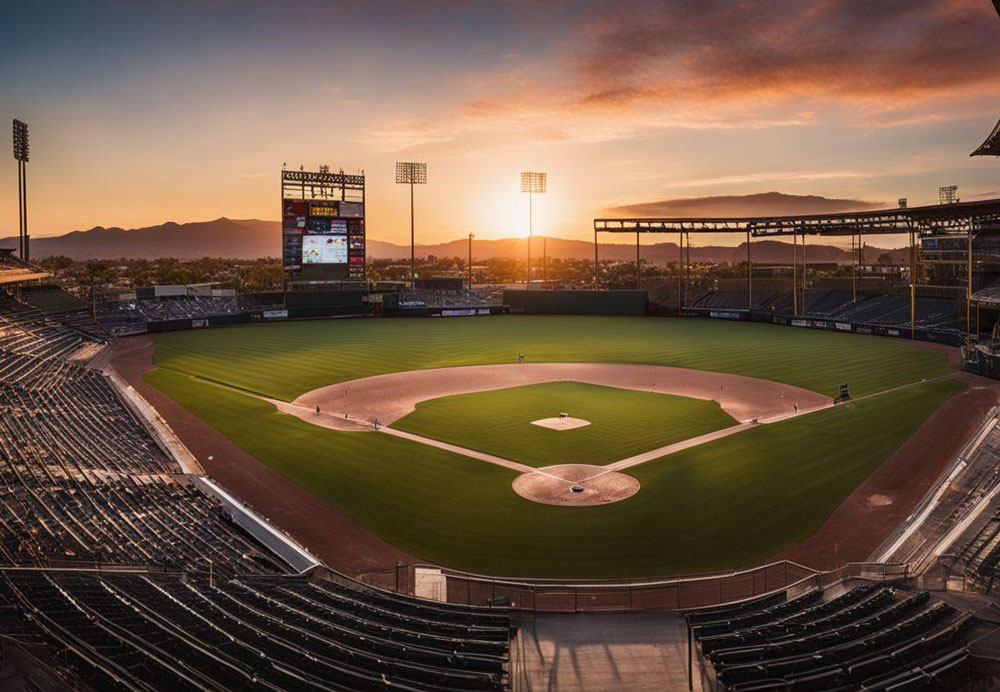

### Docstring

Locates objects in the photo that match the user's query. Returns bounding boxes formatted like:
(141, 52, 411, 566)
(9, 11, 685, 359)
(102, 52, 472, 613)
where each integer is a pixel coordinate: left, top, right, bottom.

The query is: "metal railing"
(375, 560, 913, 613)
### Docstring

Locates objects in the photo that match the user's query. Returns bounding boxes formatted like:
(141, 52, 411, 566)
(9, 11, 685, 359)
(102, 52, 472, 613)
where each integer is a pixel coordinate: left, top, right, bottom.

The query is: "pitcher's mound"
(512, 464, 640, 506)
(531, 416, 591, 430)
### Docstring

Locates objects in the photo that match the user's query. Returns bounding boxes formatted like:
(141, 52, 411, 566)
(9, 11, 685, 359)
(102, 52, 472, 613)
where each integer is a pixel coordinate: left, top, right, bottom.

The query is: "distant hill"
(605, 191, 885, 218)
(0, 215, 906, 264)
(0, 218, 276, 261)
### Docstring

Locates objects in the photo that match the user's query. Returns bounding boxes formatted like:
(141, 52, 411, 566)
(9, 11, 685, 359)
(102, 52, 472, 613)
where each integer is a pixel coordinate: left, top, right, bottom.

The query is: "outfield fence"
(377, 560, 911, 613)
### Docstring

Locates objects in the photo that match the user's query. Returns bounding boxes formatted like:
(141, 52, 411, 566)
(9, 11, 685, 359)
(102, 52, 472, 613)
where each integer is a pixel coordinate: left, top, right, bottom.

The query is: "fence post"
(687, 618, 693, 691)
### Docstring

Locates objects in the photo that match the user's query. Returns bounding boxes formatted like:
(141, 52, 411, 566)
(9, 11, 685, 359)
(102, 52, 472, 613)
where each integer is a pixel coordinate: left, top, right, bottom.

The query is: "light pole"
(468, 233, 474, 289)
(12, 119, 29, 262)
(520, 171, 547, 289)
(396, 162, 427, 289)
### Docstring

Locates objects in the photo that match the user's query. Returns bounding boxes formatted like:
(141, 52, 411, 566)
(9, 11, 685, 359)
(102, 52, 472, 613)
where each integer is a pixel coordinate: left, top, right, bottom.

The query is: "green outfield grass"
(150, 315, 951, 401)
(145, 359, 964, 578)
(392, 381, 736, 467)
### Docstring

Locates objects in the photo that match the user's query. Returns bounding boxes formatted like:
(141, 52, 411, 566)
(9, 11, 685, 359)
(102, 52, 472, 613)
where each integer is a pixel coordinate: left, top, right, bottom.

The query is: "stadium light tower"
(468, 233, 474, 289)
(396, 162, 427, 289)
(520, 171, 546, 289)
(12, 119, 29, 262)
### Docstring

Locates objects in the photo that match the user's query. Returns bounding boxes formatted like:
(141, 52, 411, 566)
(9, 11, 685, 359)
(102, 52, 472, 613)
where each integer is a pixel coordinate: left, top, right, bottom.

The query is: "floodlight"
(939, 185, 959, 205)
(520, 171, 547, 289)
(520, 171, 546, 194)
(12, 119, 29, 162)
(396, 162, 427, 288)
(396, 161, 427, 185)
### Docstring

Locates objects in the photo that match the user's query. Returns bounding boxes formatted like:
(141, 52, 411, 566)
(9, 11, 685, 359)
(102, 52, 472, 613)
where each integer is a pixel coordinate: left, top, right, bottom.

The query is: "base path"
(290, 362, 832, 431)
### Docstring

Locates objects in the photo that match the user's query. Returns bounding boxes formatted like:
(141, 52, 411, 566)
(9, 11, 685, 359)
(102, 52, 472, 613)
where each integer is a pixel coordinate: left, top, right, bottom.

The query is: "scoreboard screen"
(281, 169, 365, 282)
(303, 235, 348, 264)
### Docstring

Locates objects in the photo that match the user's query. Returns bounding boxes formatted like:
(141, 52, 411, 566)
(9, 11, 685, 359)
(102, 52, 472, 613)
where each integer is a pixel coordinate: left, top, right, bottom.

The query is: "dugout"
(504, 289, 648, 315)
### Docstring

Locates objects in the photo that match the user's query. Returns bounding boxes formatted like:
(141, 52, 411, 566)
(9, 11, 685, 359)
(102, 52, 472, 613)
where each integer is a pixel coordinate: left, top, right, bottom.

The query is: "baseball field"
(142, 315, 962, 578)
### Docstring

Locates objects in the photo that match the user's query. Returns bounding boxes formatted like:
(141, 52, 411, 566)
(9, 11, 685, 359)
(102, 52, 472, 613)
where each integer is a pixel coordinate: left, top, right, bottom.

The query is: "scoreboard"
(281, 169, 365, 284)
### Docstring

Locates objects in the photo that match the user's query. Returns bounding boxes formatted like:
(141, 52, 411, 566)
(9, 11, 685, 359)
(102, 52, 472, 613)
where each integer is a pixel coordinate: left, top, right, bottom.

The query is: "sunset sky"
(2, 0, 1000, 246)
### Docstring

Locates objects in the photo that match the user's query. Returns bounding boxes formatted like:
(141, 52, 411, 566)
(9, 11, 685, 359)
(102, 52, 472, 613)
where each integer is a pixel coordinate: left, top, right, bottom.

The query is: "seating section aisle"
(688, 584, 974, 690)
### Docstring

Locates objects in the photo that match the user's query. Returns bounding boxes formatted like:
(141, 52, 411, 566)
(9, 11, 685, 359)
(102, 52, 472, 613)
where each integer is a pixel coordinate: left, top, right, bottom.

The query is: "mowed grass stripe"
(392, 381, 736, 467)
(150, 316, 951, 401)
(145, 366, 963, 578)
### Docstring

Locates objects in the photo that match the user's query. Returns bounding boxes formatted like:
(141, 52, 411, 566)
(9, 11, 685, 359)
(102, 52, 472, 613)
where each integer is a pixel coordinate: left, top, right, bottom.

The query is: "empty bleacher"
(95, 296, 250, 335)
(827, 295, 957, 329)
(949, 508, 1000, 598)
(756, 287, 958, 329)
(396, 289, 502, 309)
(0, 570, 511, 691)
(688, 583, 974, 690)
(690, 290, 779, 311)
(0, 289, 514, 689)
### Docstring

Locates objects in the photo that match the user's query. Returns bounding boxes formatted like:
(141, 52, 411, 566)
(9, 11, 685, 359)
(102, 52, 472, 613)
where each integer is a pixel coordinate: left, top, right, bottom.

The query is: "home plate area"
(530, 413, 591, 430)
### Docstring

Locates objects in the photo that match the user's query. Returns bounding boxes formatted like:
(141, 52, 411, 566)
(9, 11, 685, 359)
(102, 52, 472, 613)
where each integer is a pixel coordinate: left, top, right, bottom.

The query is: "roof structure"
(972, 117, 1000, 157)
(0, 249, 50, 285)
(970, 1, 1000, 156)
(594, 198, 1000, 238)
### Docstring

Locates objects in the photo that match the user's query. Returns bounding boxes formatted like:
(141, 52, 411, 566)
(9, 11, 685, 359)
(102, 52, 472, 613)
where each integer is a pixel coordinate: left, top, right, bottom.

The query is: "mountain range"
(0, 217, 905, 265)
(0, 193, 904, 265)
(605, 191, 884, 218)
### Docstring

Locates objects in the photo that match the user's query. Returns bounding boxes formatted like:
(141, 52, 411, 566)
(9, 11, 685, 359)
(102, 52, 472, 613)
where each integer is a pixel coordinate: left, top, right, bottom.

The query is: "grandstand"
(687, 582, 982, 690)
(384, 288, 505, 317)
(0, 288, 514, 690)
(684, 286, 959, 331)
(97, 296, 242, 334)
(1, 571, 511, 690)
(0, 250, 49, 286)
